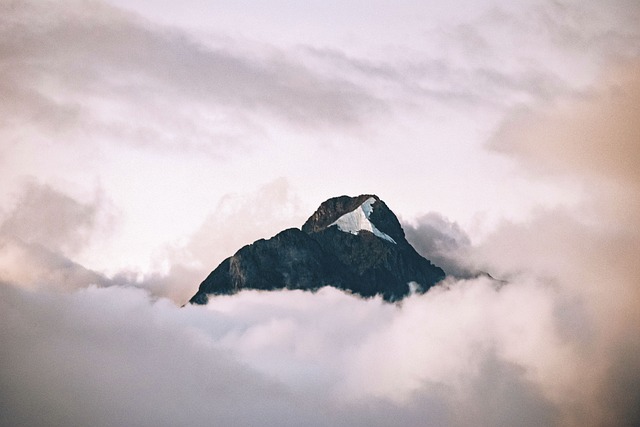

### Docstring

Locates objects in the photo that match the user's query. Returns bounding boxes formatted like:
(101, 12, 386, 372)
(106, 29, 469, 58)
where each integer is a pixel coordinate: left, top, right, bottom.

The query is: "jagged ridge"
(190, 194, 445, 304)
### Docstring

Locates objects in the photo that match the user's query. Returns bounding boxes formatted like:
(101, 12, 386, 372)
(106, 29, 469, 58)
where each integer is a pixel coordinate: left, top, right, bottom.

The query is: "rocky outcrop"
(189, 195, 445, 304)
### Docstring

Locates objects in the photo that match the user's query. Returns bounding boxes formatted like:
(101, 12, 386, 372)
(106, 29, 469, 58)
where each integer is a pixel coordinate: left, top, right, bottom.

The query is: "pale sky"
(1, 2, 640, 425)
(4, 0, 636, 280)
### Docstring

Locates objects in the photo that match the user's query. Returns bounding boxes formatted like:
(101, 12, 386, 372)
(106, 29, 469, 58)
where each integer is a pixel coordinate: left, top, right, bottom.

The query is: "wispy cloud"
(0, 181, 112, 291)
(0, 0, 382, 155)
(0, 181, 101, 256)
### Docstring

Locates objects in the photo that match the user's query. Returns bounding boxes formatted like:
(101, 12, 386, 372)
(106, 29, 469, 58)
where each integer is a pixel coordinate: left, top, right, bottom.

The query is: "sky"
(1, 0, 639, 426)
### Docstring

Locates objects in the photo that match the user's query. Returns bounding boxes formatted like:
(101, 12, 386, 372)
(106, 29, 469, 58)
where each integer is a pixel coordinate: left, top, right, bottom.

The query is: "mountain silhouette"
(189, 195, 445, 304)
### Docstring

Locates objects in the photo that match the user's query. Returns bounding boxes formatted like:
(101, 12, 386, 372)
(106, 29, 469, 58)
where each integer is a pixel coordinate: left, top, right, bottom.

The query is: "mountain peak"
(301, 194, 405, 243)
(190, 194, 444, 304)
(329, 196, 396, 244)
(301, 194, 377, 233)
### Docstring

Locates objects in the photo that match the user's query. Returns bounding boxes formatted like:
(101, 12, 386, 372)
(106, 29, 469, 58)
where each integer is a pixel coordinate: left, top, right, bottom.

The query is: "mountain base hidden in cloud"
(190, 195, 445, 304)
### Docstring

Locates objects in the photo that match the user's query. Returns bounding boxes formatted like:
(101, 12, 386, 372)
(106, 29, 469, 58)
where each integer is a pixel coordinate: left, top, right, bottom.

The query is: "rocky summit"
(189, 195, 445, 304)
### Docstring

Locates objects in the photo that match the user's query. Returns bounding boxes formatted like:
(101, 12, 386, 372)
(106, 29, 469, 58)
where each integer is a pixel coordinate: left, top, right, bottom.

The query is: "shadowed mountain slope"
(190, 195, 445, 304)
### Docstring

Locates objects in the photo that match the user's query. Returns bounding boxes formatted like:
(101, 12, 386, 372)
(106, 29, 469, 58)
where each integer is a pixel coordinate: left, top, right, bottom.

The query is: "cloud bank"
(1, 280, 563, 427)
(2, 61, 640, 425)
(3, 62, 640, 426)
(1, 0, 639, 425)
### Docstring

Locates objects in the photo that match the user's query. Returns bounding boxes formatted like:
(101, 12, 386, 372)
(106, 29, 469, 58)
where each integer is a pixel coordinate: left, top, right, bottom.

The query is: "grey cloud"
(533, 0, 640, 54)
(0, 0, 381, 152)
(0, 181, 113, 291)
(453, 353, 558, 427)
(478, 59, 640, 426)
(471, 209, 640, 426)
(603, 342, 640, 426)
(0, 172, 632, 426)
(0, 282, 567, 427)
(0, 236, 109, 291)
(301, 42, 568, 110)
(2, 3, 640, 425)
(471, 209, 640, 425)
(300, 0, 640, 109)
(489, 61, 640, 192)
(0, 178, 304, 303)
(3, 59, 639, 424)
(405, 0, 640, 107)
(403, 213, 474, 278)
(0, 284, 296, 427)
(0, 181, 101, 256)
(2, 173, 631, 425)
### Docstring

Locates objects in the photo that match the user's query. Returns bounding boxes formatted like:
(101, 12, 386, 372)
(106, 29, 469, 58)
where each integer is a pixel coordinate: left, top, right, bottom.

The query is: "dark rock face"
(189, 195, 445, 304)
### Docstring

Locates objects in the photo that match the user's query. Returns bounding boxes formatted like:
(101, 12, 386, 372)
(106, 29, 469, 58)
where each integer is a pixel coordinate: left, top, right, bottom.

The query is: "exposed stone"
(189, 195, 445, 304)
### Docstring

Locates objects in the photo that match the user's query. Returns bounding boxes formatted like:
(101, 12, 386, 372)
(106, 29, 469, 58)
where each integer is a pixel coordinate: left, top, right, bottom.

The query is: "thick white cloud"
(478, 60, 640, 425)
(0, 281, 562, 427)
(2, 1, 640, 425)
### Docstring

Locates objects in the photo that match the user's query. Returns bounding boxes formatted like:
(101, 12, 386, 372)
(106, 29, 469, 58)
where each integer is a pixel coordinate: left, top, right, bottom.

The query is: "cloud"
(479, 59, 640, 425)
(490, 61, 640, 199)
(0, 0, 380, 155)
(403, 213, 474, 278)
(0, 181, 112, 291)
(0, 284, 296, 427)
(0, 181, 102, 256)
(0, 177, 303, 302)
(295, 0, 640, 113)
(0, 236, 108, 291)
(126, 178, 306, 304)
(1, 2, 639, 424)
(3, 60, 640, 424)
(186, 178, 305, 269)
(0, 281, 563, 427)
(0, 180, 571, 426)
(2, 58, 639, 425)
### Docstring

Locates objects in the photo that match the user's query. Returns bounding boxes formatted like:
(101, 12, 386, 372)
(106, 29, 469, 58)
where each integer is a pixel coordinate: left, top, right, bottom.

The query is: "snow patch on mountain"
(329, 197, 396, 244)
